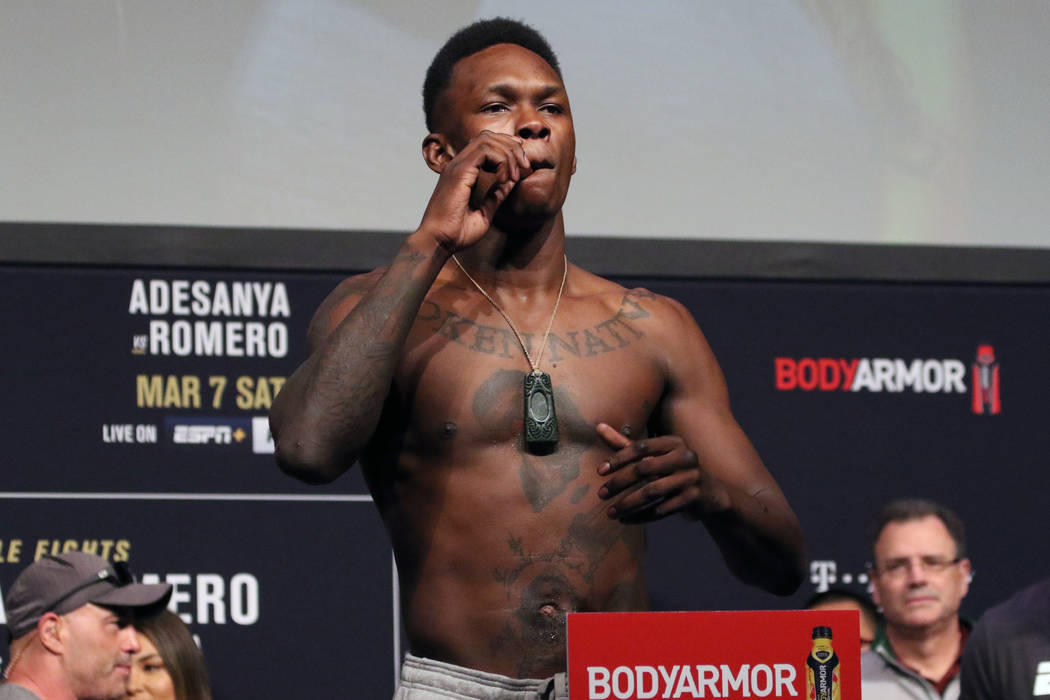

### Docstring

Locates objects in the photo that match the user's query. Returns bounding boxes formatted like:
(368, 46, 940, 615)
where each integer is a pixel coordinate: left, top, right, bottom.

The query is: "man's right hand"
(419, 130, 532, 251)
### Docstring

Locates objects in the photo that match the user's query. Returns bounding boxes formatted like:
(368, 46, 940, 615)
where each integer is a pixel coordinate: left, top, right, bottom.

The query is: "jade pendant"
(523, 371, 559, 447)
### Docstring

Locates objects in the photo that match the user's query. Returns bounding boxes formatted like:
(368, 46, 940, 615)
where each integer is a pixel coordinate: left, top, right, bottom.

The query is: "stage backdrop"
(2, 258, 1047, 697)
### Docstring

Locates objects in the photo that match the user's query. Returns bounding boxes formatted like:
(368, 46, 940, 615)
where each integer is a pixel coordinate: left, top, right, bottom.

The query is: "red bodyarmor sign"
(567, 610, 861, 700)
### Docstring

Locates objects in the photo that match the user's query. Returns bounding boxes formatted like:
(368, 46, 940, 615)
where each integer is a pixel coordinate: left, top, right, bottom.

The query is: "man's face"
(871, 516, 970, 634)
(434, 43, 577, 224)
(60, 603, 140, 700)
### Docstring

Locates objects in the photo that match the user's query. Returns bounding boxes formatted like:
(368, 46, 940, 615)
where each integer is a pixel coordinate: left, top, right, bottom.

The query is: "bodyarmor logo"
(776, 344, 1003, 415)
(971, 344, 1001, 415)
(774, 357, 966, 393)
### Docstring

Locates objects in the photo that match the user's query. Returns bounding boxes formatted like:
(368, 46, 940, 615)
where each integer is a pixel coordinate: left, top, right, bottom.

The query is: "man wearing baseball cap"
(1, 552, 172, 700)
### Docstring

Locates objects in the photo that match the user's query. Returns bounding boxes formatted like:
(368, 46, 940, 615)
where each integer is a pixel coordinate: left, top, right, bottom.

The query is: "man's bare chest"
(392, 291, 667, 450)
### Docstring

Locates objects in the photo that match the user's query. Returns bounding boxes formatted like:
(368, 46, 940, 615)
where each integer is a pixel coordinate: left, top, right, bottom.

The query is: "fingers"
(462, 131, 530, 181)
(596, 422, 631, 452)
(595, 430, 701, 522)
(468, 168, 500, 210)
(475, 175, 516, 219)
(598, 432, 680, 477)
(617, 485, 701, 524)
(598, 446, 694, 499)
(461, 132, 531, 212)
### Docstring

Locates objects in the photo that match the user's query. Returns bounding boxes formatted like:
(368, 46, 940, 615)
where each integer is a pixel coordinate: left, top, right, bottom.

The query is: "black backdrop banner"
(2, 264, 1047, 697)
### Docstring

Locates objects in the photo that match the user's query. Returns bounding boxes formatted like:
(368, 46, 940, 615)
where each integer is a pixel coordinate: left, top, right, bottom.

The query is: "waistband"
(397, 653, 568, 699)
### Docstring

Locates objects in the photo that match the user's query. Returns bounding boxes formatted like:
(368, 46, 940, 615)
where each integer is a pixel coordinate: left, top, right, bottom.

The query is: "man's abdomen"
(384, 455, 648, 679)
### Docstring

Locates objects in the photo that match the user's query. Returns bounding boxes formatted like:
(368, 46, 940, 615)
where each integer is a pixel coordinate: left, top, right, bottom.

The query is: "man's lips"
(518, 159, 554, 181)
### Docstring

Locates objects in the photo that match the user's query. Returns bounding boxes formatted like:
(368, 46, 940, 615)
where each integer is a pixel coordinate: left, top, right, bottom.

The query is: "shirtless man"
(270, 17, 804, 696)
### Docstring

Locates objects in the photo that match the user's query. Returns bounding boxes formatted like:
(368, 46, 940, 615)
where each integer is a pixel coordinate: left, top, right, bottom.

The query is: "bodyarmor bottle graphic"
(806, 626, 841, 700)
(971, 344, 1001, 415)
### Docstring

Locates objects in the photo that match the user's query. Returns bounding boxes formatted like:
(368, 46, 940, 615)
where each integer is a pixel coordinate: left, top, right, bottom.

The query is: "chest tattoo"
(420, 291, 652, 362)
(473, 371, 592, 511)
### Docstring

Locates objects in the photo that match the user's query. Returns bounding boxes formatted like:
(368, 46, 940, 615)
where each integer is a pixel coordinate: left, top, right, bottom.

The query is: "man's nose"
(904, 560, 929, 585)
(121, 626, 141, 653)
(517, 112, 550, 139)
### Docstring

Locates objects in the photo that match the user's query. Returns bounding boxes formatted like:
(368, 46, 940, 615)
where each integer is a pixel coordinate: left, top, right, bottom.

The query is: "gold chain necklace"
(451, 253, 567, 448)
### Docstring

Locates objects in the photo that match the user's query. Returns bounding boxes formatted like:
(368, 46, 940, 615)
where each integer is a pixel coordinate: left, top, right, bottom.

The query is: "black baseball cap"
(4, 552, 172, 639)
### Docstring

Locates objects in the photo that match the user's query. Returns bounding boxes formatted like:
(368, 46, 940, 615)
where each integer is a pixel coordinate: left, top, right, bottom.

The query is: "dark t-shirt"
(960, 577, 1050, 700)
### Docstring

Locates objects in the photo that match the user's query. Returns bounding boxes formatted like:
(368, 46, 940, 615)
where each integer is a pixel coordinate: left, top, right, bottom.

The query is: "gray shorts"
(394, 653, 568, 699)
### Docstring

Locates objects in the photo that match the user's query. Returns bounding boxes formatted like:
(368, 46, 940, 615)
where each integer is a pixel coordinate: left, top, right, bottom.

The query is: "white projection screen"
(2, 1, 1049, 253)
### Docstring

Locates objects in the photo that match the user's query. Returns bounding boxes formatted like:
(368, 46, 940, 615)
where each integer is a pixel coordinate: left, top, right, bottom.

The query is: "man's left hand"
(595, 422, 730, 523)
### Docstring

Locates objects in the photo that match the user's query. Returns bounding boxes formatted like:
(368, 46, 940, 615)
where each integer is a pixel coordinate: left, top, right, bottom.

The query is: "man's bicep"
(665, 390, 783, 496)
(658, 301, 783, 495)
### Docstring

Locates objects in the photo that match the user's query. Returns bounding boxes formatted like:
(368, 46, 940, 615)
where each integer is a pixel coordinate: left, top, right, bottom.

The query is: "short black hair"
(869, 498, 967, 562)
(804, 587, 880, 629)
(423, 17, 562, 132)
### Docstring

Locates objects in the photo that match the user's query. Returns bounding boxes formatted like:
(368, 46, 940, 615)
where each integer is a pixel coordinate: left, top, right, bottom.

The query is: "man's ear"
(422, 133, 456, 174)
(571, 155, 577, 175)
(959, 558, 973, 590)
(37, 612, 64, 654)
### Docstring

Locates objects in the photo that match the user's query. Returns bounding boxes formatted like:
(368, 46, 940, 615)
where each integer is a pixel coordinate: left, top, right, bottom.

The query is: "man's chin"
(493, 202, 555, 233)
(499, 186, 568, 224)
(894, 610, 947, 631)
(78, 681, 128, 700)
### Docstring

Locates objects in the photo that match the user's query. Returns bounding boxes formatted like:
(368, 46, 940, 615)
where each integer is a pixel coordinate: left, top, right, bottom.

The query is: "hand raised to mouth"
(468, 150, 554, 211)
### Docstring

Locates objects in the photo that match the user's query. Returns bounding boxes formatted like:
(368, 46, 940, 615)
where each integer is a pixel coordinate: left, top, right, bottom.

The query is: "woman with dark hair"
(127, 610, 212, 700)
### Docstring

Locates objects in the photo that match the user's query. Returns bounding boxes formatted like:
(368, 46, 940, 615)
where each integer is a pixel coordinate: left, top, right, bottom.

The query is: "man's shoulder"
(962, 579, 1050, 700)
(977, 576, 1050, 632)
(0, 683, 43, 700)
(577, 268, 693, 320)
(314, 268, 388, 316)
(861, 646, 893, 678)
(860, 647, 934, 699)
(332, 268, 388, 297)
(305, 268, 388, 347)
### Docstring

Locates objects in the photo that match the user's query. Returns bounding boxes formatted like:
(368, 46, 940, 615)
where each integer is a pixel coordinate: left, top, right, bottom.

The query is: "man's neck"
(884, 617, 963, 681)
(456, 212, 566, 283)
(7, 657, 77, 700)
(4, 679, 74, 700)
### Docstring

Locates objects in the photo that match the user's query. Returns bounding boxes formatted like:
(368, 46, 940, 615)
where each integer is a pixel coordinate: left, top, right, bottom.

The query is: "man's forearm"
(701, 485, 806, 596)
(270, 232, 451, 482)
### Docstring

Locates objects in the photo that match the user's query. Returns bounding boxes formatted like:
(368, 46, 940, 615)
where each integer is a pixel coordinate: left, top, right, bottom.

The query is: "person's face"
(127, 632, 177, 700)
(808, 599, 877, 651)
(871, 516, 970, 633)
(433, 43, 577, 224)
(59, 603, 140, 700)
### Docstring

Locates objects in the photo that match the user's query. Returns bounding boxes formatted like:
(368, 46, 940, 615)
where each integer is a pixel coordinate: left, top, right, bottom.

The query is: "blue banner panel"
(0, 266, 367, 495)
(0, 496, 395, 698)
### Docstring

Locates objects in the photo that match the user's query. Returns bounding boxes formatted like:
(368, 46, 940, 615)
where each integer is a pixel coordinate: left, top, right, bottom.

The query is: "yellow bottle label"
(806, 636, 841, 700)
